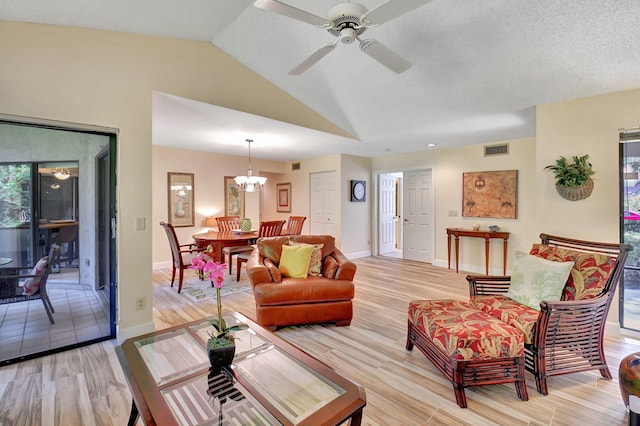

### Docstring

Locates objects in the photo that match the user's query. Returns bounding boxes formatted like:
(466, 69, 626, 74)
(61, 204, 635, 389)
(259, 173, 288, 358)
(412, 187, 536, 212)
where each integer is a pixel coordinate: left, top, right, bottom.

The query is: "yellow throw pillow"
(289, 241, 324, 277)
(278, 244, 314, 278)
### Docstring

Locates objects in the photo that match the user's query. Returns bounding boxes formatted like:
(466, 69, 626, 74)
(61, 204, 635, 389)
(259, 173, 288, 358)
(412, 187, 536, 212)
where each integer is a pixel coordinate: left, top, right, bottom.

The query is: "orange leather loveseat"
(246, 235, 356, 330)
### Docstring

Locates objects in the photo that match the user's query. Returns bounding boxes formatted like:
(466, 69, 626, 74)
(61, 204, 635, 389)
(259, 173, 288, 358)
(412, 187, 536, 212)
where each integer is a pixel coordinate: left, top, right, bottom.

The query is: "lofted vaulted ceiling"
(3, 0, 640, 160)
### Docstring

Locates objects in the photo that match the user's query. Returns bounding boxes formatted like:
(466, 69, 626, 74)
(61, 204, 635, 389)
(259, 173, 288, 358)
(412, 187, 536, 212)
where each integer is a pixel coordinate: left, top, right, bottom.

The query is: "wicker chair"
(160, 221, 207, 293)
(0, 245, 59, 324)
(466, 233, 632, 395)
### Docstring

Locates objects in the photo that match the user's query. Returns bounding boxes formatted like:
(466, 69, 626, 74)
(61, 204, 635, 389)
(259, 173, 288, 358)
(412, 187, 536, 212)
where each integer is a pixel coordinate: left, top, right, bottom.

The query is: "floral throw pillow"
(23, 256, 49, 296)
(505, 251, 574, 310)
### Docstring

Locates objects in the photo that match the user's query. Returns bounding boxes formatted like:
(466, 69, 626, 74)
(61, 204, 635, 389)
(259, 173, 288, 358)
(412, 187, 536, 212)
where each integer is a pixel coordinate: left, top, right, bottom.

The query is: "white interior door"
(310, 171, 337, 236)
(379, 173, 397, 254)
(403, 170, 433, 262)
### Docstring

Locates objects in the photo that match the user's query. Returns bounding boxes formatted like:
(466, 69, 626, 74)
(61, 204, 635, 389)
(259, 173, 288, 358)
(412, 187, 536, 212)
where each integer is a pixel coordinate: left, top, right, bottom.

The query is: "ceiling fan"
(254, 0, 433, 75)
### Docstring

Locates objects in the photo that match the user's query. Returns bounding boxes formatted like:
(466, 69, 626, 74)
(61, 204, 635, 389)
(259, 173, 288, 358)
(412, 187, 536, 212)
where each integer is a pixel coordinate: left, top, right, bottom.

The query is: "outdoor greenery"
(0, 164, 31, 227)
(545, 154, 595, 187)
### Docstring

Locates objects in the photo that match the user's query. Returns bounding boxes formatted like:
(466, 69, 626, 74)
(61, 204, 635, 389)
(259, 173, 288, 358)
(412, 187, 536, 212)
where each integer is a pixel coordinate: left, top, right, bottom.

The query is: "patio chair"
(0, 245, 59, 324)
(160, 221, 207, 293)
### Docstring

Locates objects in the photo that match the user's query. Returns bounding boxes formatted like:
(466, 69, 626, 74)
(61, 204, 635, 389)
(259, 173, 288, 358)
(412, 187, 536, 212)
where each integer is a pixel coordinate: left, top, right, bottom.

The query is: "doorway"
(0, 120, 117, 365)
(377, 169, 434, 262)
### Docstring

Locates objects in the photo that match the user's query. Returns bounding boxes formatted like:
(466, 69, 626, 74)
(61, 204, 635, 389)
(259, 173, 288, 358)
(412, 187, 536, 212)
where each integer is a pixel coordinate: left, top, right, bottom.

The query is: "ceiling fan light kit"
(254, 0, 432, 74)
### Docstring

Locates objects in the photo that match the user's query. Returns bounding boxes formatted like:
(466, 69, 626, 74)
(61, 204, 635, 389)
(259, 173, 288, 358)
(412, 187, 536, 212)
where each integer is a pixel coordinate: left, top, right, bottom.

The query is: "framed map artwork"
(462, 170, 517, 219)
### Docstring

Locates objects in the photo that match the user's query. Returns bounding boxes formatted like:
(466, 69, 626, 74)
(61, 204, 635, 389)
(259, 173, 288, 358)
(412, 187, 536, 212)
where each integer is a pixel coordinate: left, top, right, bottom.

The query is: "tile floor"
(0, 269, 111, 362)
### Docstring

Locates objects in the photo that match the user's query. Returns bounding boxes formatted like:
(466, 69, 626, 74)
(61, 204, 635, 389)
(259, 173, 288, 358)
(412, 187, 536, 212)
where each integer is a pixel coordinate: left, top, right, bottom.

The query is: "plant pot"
(207, 339, 236, 370)
(555, 177, 594, 201)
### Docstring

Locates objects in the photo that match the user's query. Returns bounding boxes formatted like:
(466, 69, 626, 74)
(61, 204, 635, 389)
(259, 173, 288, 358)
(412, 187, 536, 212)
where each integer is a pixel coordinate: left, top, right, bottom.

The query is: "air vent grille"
(484, 143, 509, 157)
(291, 162, 301, 171)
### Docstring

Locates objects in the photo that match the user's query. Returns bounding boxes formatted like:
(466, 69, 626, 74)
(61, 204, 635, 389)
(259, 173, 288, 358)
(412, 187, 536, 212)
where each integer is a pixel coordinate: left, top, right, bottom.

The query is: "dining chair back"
(284, 216, 306, 235)
(235, 220, 286, 281)
(216, 216, 240, 231)
(160, 221, 205, 293)
(51, 223, 78, 272)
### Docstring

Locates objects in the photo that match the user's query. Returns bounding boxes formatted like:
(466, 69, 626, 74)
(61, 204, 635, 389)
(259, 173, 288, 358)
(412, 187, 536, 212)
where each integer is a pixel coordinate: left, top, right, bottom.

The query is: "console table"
(446, 228, 510, 275)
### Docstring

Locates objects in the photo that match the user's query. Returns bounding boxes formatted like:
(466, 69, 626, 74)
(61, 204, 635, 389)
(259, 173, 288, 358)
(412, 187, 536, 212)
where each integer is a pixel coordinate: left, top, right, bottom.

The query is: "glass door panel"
(0, 163, 34, 266)
(620, 136, 640, 331)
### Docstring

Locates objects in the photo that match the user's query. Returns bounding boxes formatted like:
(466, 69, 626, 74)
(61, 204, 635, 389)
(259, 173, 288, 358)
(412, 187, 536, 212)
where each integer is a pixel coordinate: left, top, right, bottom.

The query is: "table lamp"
(205, 217, 217, 231)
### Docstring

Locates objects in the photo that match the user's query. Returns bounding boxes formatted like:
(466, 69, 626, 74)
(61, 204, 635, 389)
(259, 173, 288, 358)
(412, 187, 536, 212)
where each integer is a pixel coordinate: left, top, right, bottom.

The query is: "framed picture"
(462, 170, 518, 219)
(277, 183, 291, 213)
(167, 172, 195, 227)
(224, 176, 244, 217)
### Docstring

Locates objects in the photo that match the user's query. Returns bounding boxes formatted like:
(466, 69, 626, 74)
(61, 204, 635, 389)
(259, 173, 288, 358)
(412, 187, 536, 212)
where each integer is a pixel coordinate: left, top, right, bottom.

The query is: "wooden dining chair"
(215, 216, 240, 231)
(283, 216, 306, 235)
(235, 220, 286, 281)
(160, 221, 206, 293)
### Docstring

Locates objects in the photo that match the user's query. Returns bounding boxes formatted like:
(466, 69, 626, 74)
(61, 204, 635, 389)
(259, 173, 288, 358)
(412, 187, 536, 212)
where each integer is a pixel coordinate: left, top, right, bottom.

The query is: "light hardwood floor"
(0, 256, 638, 425)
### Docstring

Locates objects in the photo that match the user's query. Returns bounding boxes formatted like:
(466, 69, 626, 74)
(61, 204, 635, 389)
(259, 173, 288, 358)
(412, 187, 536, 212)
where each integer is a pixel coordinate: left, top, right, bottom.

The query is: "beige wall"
(152, 146, 288, 268)
(0, 21, 349, 338)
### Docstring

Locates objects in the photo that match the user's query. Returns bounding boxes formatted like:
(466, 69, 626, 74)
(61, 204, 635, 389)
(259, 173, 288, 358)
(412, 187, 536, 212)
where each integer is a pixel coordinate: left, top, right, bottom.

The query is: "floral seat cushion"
(471, 295, 540, 344)
(408, 299, 524, 360)
(529, 244, 615, 300)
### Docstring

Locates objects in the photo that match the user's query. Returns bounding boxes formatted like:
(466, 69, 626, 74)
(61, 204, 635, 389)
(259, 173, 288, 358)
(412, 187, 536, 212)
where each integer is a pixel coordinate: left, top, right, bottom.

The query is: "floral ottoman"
(406, 299, 528, 408)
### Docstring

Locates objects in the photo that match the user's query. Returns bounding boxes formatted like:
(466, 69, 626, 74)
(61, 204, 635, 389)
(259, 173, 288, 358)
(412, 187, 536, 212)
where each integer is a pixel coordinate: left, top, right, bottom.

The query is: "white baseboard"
(153, 261, 172, 270)
(117, 321, 155, 343)
(347, 250, 372, 259)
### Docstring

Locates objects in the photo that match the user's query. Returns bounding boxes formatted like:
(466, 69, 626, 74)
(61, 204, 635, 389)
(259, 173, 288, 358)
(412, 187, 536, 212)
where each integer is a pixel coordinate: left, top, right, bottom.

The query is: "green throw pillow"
(505, 251, 574, 310)
(278, 244, 314, 278)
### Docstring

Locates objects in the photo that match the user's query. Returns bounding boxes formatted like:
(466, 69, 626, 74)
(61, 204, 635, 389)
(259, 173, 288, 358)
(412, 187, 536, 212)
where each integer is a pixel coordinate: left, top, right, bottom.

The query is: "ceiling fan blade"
(363, 0, 433, 25)
(289, 43, 336, 75)
(254, 0, 329, 26)
(359, 39, 412, 73)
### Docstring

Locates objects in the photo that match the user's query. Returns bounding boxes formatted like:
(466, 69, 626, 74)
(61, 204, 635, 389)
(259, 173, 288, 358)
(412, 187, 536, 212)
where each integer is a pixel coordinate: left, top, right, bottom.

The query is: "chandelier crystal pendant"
(235, 139, 267, 192)
(53, 167, 71, 180)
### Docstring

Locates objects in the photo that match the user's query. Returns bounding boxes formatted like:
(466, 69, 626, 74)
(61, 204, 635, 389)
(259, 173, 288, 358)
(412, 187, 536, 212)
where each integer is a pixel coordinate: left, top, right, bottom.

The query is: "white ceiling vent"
(484, 143, 509, 157)
(291, 162, 301, 171)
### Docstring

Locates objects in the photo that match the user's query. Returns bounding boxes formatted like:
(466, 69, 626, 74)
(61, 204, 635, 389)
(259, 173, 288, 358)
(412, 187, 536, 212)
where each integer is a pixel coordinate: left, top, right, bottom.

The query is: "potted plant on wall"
(545, 154, 595, 201)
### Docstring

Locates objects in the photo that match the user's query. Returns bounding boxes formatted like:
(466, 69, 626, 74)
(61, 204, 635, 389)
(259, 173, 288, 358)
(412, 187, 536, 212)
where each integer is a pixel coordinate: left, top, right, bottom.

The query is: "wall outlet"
(448, 210, 458, 217)
(135, 297, 145, 310)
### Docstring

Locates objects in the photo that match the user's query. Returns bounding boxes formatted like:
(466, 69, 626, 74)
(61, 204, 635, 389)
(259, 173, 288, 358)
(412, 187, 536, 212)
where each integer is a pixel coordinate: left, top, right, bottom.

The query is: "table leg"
(127, 400, 139, 426)
(454, 236, 460, 273)
(502, 239, 508, 276)
(484, 237, 490, 275)
(349, 408, 363, 426)
(447, 235, 452, 270)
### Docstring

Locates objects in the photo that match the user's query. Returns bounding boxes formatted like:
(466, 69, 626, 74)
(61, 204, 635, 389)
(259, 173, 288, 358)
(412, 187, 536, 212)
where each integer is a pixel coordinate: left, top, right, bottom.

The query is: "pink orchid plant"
(189, 247, 247, 347)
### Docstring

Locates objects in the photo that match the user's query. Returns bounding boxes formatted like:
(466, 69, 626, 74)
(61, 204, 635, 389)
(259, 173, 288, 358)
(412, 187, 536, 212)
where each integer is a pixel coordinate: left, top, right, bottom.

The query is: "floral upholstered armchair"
(466, 233, 631, 395)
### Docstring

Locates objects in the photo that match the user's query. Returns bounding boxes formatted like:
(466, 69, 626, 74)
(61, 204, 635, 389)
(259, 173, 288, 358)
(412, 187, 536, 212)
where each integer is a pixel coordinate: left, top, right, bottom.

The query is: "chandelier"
(53, 168, 71, 180)
(234, 139, 267, 192)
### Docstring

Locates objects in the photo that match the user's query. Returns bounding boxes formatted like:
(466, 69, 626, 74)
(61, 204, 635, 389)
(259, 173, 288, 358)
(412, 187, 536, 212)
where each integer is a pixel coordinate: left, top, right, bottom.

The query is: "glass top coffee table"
(116, 312, 366, 426)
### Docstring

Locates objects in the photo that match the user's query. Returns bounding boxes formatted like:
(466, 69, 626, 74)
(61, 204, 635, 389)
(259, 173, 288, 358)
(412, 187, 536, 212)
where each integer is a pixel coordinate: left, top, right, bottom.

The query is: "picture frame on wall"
(462, 170, 518, 219)
(224, 176, 244, 217)
(277, 182, 291, 213)
(167, 172, 195, 227)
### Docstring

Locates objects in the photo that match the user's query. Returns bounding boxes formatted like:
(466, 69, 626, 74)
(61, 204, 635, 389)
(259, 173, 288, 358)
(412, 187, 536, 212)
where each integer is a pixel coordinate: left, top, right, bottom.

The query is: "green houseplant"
(189, 247, 248, 369)
(545, 154, 595, 201)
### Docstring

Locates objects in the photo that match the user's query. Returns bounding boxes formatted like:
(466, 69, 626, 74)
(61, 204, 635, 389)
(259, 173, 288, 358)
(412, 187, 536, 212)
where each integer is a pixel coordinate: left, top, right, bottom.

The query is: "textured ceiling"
(3, 0, 640, 160)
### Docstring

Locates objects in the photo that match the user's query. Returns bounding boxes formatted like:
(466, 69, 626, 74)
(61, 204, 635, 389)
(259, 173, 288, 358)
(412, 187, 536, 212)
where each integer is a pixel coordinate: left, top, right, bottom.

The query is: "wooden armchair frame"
(467, 233, 632, 395)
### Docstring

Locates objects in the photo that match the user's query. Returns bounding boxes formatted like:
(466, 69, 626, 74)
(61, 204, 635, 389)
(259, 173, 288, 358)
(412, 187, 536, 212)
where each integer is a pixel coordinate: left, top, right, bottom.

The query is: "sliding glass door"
(0, 164, 36, 267)
(620, 130, 640, 331)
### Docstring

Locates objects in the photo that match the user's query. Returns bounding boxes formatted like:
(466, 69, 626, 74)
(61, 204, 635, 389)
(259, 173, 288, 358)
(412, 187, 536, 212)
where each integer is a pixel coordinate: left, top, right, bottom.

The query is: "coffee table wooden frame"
(116, 312, 366, 425)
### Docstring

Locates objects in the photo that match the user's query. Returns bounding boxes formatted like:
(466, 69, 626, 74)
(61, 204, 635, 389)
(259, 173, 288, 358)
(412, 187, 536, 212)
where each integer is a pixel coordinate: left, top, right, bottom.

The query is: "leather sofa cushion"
(254, 277, 354, 306)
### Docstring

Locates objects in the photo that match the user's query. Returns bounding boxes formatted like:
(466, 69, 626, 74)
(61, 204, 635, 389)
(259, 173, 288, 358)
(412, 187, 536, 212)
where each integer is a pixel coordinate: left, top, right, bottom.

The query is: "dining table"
(192, 230, 258, 263)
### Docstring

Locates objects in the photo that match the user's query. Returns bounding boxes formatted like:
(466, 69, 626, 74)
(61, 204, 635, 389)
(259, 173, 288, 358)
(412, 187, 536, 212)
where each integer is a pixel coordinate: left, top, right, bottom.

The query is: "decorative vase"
(620, 352, 640, 426)
(555, 177, 594, 201)
(240, 218, 251, 232)
(207, 338, 236, 370)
